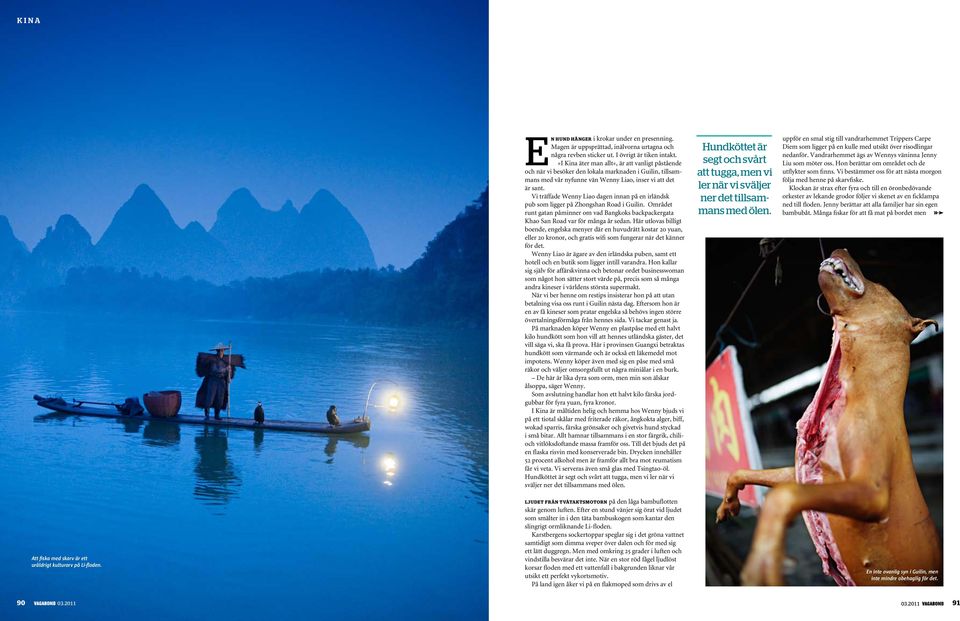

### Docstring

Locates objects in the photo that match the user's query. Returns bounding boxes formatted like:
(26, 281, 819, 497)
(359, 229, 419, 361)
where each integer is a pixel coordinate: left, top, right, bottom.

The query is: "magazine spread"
(1, 1, 955, 619)
(489, 0, 953, 617)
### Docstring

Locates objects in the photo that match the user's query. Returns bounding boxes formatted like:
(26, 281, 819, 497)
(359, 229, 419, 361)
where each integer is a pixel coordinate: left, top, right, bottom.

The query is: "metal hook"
(816, 294, 832, 316)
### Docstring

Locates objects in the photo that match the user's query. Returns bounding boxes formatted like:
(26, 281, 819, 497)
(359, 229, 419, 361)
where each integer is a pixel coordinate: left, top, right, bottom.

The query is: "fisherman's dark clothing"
(196, 357, 231, 411)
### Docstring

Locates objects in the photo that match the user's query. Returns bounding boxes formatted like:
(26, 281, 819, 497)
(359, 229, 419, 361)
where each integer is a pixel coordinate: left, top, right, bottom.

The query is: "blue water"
(0, 311, 487, 620)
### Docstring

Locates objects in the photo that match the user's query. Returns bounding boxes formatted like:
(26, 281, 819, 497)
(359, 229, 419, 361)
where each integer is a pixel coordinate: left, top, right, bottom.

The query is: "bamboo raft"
(33, 395, 371, 435)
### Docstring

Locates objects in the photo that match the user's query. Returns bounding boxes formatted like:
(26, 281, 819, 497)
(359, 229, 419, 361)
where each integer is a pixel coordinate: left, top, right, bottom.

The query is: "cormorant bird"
(254, 401, 265, 425)
(326, 405, 340, 427)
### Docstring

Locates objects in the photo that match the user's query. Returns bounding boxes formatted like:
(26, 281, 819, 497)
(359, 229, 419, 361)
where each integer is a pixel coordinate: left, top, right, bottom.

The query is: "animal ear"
(910, 317, 938, 338)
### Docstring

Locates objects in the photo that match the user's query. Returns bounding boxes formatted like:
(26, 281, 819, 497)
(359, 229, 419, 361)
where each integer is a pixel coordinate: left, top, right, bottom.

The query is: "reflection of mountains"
(194, 427, 241, 506)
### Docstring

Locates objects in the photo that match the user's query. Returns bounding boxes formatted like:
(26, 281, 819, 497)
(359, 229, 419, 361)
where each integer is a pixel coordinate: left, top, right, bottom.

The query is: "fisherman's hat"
(210, 343, 229, 351)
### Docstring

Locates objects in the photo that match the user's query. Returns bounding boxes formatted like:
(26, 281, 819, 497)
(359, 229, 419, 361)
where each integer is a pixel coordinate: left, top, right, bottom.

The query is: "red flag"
(705, 346, 763, 507)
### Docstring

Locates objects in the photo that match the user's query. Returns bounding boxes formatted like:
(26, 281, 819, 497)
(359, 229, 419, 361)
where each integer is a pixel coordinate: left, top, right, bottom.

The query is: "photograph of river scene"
(0, 313, 487, 619)
(0, 2, 488, 618)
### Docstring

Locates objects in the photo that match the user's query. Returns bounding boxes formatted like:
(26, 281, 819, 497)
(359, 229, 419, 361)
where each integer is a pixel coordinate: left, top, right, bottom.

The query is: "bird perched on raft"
(254, 401, 265, 425)
(326, 405, 340, 427)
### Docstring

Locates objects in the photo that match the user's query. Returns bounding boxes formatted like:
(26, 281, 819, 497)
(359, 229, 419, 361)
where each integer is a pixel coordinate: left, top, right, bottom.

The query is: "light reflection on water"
(0, 311, 487, 620)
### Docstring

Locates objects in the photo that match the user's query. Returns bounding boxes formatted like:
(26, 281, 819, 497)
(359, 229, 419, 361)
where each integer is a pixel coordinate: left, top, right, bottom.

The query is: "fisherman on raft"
(195, 343, 244, 420)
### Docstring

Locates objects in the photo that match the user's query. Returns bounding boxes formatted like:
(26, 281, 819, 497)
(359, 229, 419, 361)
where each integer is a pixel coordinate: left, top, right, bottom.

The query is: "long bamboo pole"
(227, 340, 232, 420)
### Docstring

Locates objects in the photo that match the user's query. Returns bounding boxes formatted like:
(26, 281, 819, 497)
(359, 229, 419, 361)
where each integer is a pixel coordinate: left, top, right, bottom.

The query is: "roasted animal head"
(818, 248, 936, 342)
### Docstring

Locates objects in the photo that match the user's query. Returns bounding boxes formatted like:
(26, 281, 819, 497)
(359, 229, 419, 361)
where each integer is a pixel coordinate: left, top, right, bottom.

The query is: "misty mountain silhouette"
(96, 184, 241, 284)
(15, 187, 489, 326)
(0, 215, 28, 291)
(28, 214, 99, 287)
(209, 189, 298, 277)
(0, 215, 27, 257)
(0, 183, 378, 289)
(296, 190, 376, 270)
(0, 185, 481, 323)
(210, 188, 375, 276)
(400, 186, 487, 321)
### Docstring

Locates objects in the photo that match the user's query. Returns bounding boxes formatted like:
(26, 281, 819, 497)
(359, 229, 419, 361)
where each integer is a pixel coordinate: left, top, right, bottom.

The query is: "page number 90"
(16, 600, 25, 606)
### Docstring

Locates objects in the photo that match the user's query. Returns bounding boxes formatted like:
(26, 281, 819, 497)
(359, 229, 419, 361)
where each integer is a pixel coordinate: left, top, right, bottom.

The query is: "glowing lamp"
(363, 380, 404, 421)
(386, 394, 401, 412)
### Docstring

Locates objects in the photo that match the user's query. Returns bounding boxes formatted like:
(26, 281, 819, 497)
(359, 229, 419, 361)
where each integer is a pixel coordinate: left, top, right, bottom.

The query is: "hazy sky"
(0, 0, 487, 268)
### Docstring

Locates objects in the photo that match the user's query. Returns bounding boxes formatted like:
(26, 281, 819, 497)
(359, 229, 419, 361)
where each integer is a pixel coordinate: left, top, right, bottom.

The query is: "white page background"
(490, 1, 956, 616)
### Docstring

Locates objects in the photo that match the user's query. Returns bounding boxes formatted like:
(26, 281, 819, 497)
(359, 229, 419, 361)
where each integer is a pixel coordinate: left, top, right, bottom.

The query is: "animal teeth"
(820, 257, 863, 294)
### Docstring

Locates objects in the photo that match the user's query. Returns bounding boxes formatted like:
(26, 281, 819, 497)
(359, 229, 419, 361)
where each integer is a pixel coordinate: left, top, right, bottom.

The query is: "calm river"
(0, 311, 488, 619)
